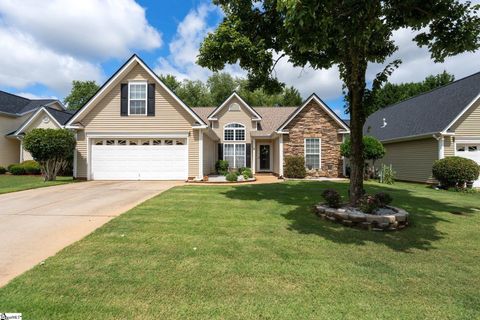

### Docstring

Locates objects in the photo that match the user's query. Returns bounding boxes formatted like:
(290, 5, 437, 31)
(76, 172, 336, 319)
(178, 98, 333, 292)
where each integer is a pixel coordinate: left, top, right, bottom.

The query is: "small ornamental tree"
(23, 129, 76, 181)
(341, 136, 385, 175)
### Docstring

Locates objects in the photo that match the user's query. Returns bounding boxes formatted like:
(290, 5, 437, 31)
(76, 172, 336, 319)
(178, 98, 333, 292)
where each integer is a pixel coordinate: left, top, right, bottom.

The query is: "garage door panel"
(456, 143, 480, 187)
(91, 145, 188, 180)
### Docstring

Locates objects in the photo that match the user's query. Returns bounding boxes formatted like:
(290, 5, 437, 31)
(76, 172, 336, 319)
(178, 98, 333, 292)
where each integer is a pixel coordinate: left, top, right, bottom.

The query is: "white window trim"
(304, 138, 321, 170)
(223, 143, 246, 168)
(128, 81, 148, 116)
(223, 122, 246, 142)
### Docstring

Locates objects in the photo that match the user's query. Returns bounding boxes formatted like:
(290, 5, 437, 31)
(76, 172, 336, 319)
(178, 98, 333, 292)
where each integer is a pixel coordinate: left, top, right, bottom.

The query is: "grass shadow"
(222, 181, 479, 252)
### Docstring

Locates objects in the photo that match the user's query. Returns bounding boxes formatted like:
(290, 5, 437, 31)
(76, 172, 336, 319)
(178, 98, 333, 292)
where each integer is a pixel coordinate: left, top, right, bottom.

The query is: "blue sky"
(0, 0, 478, 118)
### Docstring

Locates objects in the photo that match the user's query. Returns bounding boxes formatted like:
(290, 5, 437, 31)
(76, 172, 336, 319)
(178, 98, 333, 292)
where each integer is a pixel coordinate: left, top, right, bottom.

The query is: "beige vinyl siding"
(444, 136, 455, 157)
(379, 138, 438, 183)
(75, 131, 87, 178)
(75, 62, 200, 178)
(0, 114, 29, 166)
(210, 96, 255, 142)
(203, 132, 217, 175)
(451, 99, 480, 136)
(22, 110, 62, 161)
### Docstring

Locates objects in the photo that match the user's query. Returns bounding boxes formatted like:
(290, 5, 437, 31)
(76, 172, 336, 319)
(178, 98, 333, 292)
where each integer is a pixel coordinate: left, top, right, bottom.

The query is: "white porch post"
(252, 138, 256, 174)
(19, 139, 24, 162)
(279, 134, 284, 177)
(199, 129, 204, 179)
(73, 132, 78, 178)
(438, 136, 445, 159)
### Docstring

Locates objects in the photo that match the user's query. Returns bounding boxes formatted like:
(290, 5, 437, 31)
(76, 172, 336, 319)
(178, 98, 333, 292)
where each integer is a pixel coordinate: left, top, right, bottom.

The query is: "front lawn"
(1, 181, 479, 319)
(0, 175, 74, 194)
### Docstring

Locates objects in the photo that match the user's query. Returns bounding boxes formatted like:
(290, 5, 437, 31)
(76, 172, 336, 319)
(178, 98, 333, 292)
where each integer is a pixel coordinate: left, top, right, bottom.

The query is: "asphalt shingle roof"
(193, 106, 298, 136)
(46, 107, 75, 125)
(364, 72, 480, 141)
(0, 90, 57, 115)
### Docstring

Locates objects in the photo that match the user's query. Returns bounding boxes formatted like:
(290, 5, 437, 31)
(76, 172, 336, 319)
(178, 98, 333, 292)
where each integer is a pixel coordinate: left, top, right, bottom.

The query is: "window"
(468, 145, 478, 152)
(117, 140, 127, 145)
(106, 140, 115, 145)
(152, 139, 162, 145)
(142, 140, 151, 145)
(305, 138, 321, 170)
(224, 143, 246, 168)
(164, 140, 173, 145)
(128, 82, 147, 115)
(95, 140, 104, 145)
(128, 140, 137, 145)
(224, 123, 245, 141)
(457, 145, 466, 152)
(175, 139, 185, 145)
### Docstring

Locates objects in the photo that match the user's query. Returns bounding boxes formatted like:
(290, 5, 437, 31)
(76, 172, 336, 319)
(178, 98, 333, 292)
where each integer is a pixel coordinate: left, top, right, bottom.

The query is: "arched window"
(224, 123, 245, 141)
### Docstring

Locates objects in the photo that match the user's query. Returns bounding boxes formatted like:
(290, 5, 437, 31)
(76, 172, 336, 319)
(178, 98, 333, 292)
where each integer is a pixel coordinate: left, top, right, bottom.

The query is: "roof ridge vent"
(381, 118, 387, 128)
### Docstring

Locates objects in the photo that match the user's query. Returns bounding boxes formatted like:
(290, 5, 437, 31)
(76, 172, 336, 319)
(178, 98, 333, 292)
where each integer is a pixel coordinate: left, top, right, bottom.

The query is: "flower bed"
(315, 204, 409, 231)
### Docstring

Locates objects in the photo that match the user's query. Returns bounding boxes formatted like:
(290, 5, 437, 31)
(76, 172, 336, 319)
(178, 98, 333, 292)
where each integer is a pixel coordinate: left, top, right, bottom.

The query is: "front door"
(259, 145, 271, 171)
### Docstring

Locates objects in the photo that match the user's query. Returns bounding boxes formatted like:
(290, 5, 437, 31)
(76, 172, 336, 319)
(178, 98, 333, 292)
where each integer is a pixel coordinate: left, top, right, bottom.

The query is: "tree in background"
(367, 71, 455, 114)
(64, 80, 99, 110)
(158, 72, 302, 107)
(197, 0, 479, 205)
(23, 129, 76, 181)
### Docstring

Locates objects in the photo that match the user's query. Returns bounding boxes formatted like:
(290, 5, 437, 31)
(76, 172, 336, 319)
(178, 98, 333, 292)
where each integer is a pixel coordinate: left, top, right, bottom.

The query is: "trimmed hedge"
(9, 164, 26, 175)
(0, 166, 6, 174)
(284, 156, 307, 178)
(22, 160, 41, 175)
(432, 156, 480, 189)
(225, 172, 238, 182)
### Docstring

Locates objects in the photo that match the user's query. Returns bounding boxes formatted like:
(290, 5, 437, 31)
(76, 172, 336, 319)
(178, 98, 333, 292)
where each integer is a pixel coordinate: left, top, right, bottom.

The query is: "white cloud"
(0, 0, 162, 59)
(0, 27, 103, 94)
(0, 0, 162, 96)
(154, 3, 244, 82)
(15, 92, 58, 100)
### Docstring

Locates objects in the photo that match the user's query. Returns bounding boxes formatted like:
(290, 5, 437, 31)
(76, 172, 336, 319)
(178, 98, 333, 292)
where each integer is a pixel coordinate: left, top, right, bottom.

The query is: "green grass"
(0, 175, 75, 194)
(1, 181, 479, 319)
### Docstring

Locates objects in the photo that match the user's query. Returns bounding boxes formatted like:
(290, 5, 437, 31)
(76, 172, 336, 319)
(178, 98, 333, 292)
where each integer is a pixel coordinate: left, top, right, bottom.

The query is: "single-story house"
(0, 91, 71, 166)
(364, 71, 480, 187)
(64, 54, 350, 180)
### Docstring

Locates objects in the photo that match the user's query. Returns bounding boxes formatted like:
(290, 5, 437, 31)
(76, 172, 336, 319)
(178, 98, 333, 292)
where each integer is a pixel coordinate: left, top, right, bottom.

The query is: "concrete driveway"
(0, 180, 183, 287)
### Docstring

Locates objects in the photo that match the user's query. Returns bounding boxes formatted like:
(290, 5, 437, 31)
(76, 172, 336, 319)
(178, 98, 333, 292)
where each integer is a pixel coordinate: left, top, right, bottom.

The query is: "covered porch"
(251, 134, 283, 176)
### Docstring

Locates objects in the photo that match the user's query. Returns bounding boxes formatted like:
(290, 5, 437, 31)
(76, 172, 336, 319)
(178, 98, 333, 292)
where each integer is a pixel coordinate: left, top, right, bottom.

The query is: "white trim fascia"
(85, 132, 189, 139)
(278, 94, 349, 132)
(338, 130, 350, 134)
(438, 136, 445, 159)
(279, 135, 284, 177)
(43, 100, 67, 111)
(66, 55, 207, 127)
(65, 125, 83, 129)
(13, 107, 63, 136)
(455, 137, 480, 143)
(207, 92, 262, 121)
(381, 132, 441, 144)
(192, 125, 209, 129)
(441, 94, 480, 134)
(199, 129, 204, 179)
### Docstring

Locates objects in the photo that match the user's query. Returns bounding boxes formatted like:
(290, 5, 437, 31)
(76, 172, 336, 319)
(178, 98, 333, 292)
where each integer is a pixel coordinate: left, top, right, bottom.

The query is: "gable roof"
(66, 54, 207, 127)
(364, 71, 480, 142)
(12, 107, 75, 136)
(0, 90, 61, 116)
(207, 92, 262, 121)
(277, 93, 350, 132)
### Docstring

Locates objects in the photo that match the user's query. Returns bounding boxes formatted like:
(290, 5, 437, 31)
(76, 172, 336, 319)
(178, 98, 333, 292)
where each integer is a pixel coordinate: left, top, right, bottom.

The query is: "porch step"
(255, 172, 276, 176)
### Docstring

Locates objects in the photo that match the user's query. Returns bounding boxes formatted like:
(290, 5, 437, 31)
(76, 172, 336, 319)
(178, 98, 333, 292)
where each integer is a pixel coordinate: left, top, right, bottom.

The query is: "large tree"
(64, 80, 99, 111)
(197, 0, 480, 205)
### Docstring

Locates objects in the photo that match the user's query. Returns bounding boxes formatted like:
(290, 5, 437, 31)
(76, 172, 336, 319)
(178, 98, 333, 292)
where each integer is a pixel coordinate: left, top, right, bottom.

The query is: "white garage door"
(91, 138, 188, 180)
(456, 143, 480, 187)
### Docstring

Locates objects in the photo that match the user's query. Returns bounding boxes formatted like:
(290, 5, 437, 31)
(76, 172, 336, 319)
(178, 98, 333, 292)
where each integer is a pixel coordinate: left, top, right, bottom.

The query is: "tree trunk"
(345, 61, 368, 206)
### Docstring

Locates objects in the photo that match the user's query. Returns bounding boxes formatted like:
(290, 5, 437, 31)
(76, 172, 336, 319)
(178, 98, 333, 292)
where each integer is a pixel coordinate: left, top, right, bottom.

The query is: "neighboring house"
(365, 71, 480, 187)
(65, 54, 350, 181)
(0, 91, 68, 166)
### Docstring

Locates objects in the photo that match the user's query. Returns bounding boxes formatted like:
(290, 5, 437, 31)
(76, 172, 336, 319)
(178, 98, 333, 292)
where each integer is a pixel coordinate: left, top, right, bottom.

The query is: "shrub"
(22, 160, 41, 175)
(378, 164, 395, 184)
(284, 156, 307, 178)
(321, 189, 342, 208)
(9, 164, 26, 175)
(7, 164, 16, 172)
(215, 160, 229, 175)
(432, 156, 480, 189)
(226, 172, 238, 182)
(242, 168, 253, 179)
(358, 195, 379, 214)
(0, 166, 6, 174)
(374, 192, 393, 208)
(23, 128, 76, 181)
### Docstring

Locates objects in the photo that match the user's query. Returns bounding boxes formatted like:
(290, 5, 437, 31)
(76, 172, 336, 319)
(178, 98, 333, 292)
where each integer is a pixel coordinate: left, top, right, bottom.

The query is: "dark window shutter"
(218, 143, 223, 160)
(147, 83, 155, 116)
(120, 84, 128, 116)
(246, 143, 251, 168)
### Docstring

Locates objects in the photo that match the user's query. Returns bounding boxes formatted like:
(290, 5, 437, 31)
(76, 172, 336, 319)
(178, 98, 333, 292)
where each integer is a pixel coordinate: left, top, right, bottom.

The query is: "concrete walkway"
(0, 180, 182, 287)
